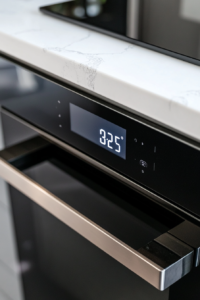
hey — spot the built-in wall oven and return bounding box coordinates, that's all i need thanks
[0,56,200,300]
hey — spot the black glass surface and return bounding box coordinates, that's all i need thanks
[8,137,171,300]
[2,75,200,219]
[40,0,200,64]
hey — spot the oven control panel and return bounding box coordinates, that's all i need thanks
[3,82,200,217]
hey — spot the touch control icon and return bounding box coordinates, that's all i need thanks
[140,160,148,168]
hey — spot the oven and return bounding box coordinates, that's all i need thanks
[0,56,200,300]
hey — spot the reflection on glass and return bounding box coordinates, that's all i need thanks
[73,6,85,18]
[48,0,107,19]
[86,2,102,17]
[0,57,40,100]
[42,0,200,61]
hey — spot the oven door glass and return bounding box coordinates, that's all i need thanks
[0,114,195,299]
[9,151,169,300]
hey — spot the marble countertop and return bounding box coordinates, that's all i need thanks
[1,0,200,141]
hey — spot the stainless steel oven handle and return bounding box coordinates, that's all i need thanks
[0,138,199,291]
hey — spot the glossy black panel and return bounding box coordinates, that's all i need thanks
[10,185,169,300]
[2,79,200,218]
[8,132,170,300]
[40,0,200,64]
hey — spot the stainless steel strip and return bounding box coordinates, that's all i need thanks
[2,108,200,224]
[126,0,140,39]
[0,158,165,290]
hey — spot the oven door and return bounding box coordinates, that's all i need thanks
[0,112,200,300]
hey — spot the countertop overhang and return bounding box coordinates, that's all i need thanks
[1,0,200,141]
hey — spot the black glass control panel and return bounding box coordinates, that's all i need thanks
[2,82,200,217]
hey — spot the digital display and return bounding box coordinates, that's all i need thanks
[70,104,126,159]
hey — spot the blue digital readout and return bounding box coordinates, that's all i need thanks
[70,104,126,159]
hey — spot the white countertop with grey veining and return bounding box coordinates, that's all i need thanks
[0,0,200,141]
